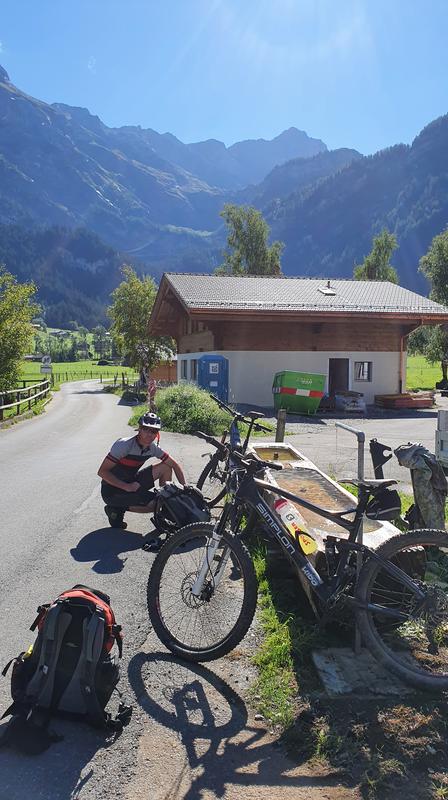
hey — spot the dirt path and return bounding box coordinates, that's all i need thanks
[125,630,358,800]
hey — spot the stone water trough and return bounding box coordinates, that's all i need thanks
[249,441,404,609]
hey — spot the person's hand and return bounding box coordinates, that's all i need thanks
[125,481,141,492]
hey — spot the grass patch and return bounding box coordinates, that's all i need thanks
[20,359,137,385]
[248,541,322,730]
[406,355,442,391]
[248,545,298,728]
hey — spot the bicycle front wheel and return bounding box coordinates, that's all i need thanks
[196,454,227,509]
[356,529,448,690]
[147,523,258,662]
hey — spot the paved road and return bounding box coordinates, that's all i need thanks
[0,383,444,799]
[0,382,206,800]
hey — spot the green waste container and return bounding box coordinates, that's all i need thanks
[272,371,326,415]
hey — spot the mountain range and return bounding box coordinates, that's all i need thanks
[0,62,447,325]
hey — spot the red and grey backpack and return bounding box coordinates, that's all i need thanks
[1,585,132,753]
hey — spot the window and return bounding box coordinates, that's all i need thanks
[354,361,372,381]
[191,359,198,381]
[181,359,188,379]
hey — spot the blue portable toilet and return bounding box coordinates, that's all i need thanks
[197,355,229,402]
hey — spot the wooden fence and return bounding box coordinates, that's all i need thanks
[0,379,51,420]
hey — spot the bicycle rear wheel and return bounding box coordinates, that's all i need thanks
[355,529,448,690]
[147,523,258,662]
[196,454,227,509]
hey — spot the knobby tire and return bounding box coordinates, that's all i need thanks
[147,523,258,662]
[355,528,448,690]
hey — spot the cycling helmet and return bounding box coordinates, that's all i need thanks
[138,412,162,430]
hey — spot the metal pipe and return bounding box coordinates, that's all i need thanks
[335,422,365,480]
[335,421,365,653]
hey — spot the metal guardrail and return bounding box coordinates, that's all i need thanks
[0,380,51,420]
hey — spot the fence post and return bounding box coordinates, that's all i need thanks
[275,408,287,442]
[16,391,21,415]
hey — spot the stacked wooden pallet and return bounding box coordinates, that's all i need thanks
[374,392,435,409]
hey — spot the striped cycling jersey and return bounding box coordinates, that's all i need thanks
[106,435,169,481]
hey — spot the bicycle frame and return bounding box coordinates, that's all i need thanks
[192,469,426,619]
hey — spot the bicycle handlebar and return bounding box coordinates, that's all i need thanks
[193,430,228,456]
[253,422,271,433]
[209,394,269,430]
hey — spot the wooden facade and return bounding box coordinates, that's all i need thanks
[155,289,418,355]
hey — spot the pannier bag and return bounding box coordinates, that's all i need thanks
[153,483,211,532]
[0,585,132,753]
[365,488,401,521]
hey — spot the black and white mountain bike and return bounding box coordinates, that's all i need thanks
[148,429,448,691]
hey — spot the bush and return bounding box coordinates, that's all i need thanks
[130,383,231,434]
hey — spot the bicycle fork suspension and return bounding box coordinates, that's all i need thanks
[191,530,230,597]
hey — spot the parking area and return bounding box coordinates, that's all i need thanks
[232,395,448,495]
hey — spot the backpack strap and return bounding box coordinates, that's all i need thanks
[30,604,50,632]
[112,625,123,658]
[78,610,110,727]
[25,605,72,708]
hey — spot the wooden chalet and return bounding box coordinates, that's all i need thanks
[148,273,448,406]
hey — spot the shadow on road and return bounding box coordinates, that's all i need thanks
[0,718,118,800]
[70,527,143,574]
[129,651,345,799]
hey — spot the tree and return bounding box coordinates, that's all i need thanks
[353,229,399,283]
[419,229,448,306]
[108,266,173,370]
[417,229,448,384]
[422,325,448,384]
[407,326,431,356]
[0,267,38,391]
[92,325,110,359]
[216,204,284,276]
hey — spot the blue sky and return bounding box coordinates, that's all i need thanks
[1,0,447,155]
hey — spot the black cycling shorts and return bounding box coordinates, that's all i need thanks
[101,465,156,508]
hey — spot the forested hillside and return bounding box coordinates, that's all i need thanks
[0,225,129,328]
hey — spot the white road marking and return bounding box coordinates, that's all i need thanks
[74,482,101,514]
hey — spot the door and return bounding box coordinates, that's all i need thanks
[197,356,229,402]
[328,358,349,395]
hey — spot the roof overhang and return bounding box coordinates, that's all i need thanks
[148,276,448,335]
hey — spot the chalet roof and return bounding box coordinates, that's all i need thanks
[163,273,448,316]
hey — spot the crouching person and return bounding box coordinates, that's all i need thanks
[98,412,186,530]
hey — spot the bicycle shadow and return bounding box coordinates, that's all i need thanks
[129,651,348,799]
[70,527,144,574]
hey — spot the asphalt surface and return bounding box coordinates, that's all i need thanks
[0,382,207,800]
[0,382,445,799]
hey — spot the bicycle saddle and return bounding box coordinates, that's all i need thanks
[345,478,397,492]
